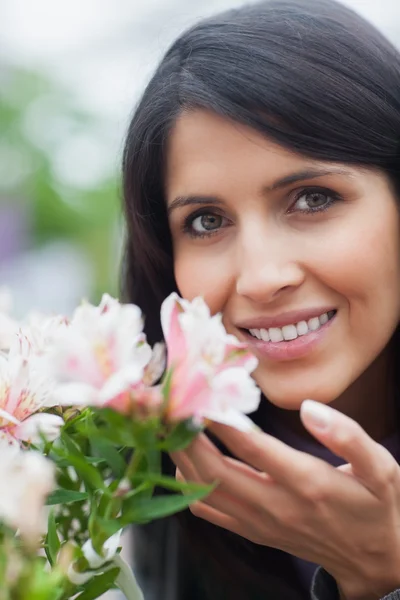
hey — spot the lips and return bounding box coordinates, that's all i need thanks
[235,308,338,361]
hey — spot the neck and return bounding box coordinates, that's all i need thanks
[267,344,397,444]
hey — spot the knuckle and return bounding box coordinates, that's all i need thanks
[374,454,398,487]
[301,473,330,503]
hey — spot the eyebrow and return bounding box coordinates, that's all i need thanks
[167,167,353,214]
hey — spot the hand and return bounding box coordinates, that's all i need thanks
[170,400,400,600]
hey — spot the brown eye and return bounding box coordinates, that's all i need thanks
[191,213,223,233]
[291,188,340,214]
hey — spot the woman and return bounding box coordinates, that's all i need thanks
[121,0,400,598]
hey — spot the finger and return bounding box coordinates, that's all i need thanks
[300,400,398,494]
[177,464,257,523]
[171,451,202,484]
[182,434,276,504]
[208,421,331,493]
[185,500,256,541]
[172,433,272,484]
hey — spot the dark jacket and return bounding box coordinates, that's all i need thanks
[133,518,400,600]
[311,569,400,600]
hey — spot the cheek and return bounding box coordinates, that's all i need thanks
[316,209,400,323]
[174,247,234,314]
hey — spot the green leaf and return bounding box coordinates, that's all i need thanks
[46,489,89,505]
[74,567,120,600]
[55,433,107,491]
[45,511,60,566]
[161,367,173,408]
[120,488,213,525]
[160,420,199,452]
[145,448,161,474]
[90,438,126,478]
[133,473,211,494]
[94,518,122,539]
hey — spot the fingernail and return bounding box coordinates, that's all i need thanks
[301,400,332,431]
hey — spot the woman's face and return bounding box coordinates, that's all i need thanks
[165,109,400,410]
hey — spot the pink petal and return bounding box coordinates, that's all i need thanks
[161,295,187,367]
[166,367,211,422]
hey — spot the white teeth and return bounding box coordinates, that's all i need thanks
[247,310,335,343]
[269,327,284,342]
[319,312,329,325]
[282,324,297,340]
[308,317,321,331]
[296,321,308,336]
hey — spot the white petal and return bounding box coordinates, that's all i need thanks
[204,408,258,432]
[98,367,143,405]
[103,530,122,560]
[52,382,98,407]
[82,530,121,569]
[16,413,64,443]
[0,448,55,541]
[0,408,20,426]
[160,292,181,339]
[67,564,94,585]
[212,368,261,414]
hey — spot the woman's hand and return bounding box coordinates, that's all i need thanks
[170,400,400,600]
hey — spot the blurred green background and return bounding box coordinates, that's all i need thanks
[0,65,120,317]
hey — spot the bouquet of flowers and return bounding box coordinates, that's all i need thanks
[0,288,260,600]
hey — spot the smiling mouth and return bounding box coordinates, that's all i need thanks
[242,310,337,343]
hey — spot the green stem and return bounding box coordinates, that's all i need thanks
[112,554,144,600]
[124,450,143,482]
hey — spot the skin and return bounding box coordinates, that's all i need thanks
[165,109,400,599]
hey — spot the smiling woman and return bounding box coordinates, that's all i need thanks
[121,0,400,599]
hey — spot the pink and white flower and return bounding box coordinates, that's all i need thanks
[161,293,260,431]
[48,295,155,411]
[0,342,64,444]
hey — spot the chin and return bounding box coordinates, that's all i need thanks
[256,376,340,411]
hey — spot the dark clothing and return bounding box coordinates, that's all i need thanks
[133,423,400,599]
[311,569,400,600]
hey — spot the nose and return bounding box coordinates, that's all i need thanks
[235,227,305,303]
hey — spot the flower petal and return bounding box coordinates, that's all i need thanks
[15,413,64,443]
[160,293,187,365]
[52,382,98,407]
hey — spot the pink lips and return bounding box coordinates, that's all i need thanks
[241,311,337,362]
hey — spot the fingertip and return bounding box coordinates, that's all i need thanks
[300,399,334,433]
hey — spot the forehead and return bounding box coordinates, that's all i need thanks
[165,109,334,192]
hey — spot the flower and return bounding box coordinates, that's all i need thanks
[17,312,69,359]
[0,342,64,444]
[0,440,55,544]
[161,293,261,431]
[48,295,154,411]
[68,531,122,585]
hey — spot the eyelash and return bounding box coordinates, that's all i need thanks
[182,186,343,239]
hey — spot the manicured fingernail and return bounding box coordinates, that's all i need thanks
[301,400,332,431]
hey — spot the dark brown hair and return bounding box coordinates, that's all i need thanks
[121,0,400,597]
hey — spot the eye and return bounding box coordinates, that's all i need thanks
[192,213,223,232]
[183,211,228,238]
[290,188,341,214]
